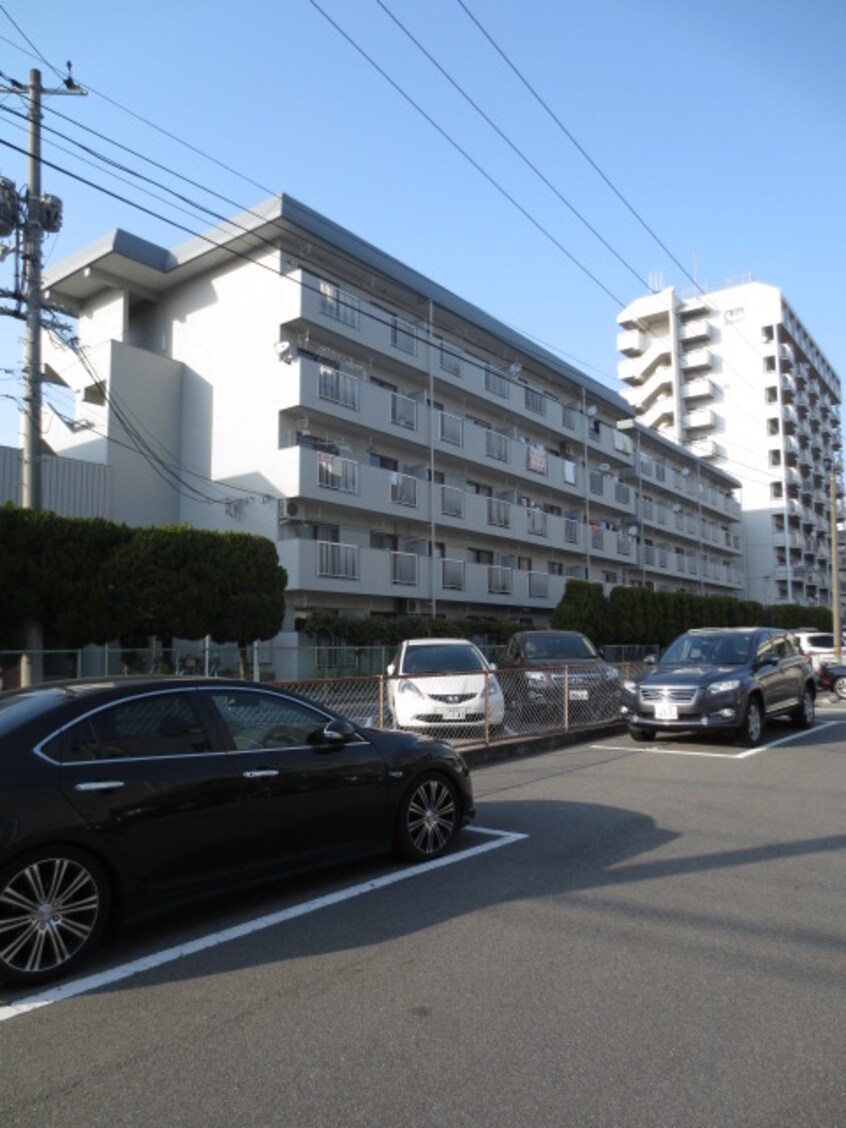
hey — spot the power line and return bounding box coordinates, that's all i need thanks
[306,0,626,307]
[372,0,650,292]
[454,0,700,294]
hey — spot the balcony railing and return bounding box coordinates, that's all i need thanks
[391,393,418,430]
[317,541,359,579]
[390,473,418,507]
[318,365,360,410]
[442,558,465,590]
[488,565,513,594]
[318,453,359,494]
[391,551,418,585]
[441,485,464,517]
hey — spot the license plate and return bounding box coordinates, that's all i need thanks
[443,709,466,721]
[569,689,589,701]
[654,702,678,720]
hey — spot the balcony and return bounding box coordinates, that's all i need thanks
[680,348,712,373]
[682,376,715,402]
[683,408,716,432]
[678,317,710,344]
[617,327,647,356]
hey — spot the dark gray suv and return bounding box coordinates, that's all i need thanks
[621,627,816,746]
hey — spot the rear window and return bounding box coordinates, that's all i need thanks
[0,688,71,736]
[402,644,485,674]
[523,634,598,660]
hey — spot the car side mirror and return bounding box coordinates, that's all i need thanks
[644,654,656,666]
[488,661,497,671]
[320,718,357,746]
[386,663,396,676]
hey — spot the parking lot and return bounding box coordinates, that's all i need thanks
[2,699,845,1126]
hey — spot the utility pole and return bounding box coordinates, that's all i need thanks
[1,66,85,684]
[831,469,841,662]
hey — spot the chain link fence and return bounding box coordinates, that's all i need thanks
[0,645,646,746]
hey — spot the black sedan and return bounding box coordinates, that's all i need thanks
[0,678,474,987]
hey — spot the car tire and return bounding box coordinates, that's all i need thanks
[0,847,111,987]
[395,773,461,862]
[737,697,764,747]
[791,687,815,728]
[833,677,846,701]
[628,726,655,742]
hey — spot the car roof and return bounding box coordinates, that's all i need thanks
[402,638,479,647]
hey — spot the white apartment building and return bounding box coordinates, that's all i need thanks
[617,281,842,608]
[24,195,742,644]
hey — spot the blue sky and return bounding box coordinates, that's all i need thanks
[1,0,844,450]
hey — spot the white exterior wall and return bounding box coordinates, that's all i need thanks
[34,198,745,640]
[618,281,842,608]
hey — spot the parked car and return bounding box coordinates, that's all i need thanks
[790,629,843,673]
[621,627,815,746]
[498,629,622,723]
[816,662,846,699]
[386,639,504,731]
[0,677,474,987]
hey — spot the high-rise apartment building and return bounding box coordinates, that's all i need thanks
[617,281,842,608]
[14,196,743,654]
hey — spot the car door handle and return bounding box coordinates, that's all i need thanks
[75,781,125,792]
[243,769,279,779]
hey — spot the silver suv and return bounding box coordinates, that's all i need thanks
[791,629,842,673]
[621,627,816,746]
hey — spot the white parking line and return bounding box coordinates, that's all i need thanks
[595,720,841,759]
[0,826,526,1024]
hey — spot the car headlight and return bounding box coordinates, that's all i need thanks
[622,679,638,694]
[488,677,503,696]
[526,670,551,684]
[604,667,621,681]
[706,679,741,695]
[397,679,425,698]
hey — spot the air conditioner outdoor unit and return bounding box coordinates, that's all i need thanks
[277,498,302,524]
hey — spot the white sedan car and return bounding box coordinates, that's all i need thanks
[387,638,505,731]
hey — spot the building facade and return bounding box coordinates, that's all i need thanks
[30,196,743,643]
[617,281,842,608]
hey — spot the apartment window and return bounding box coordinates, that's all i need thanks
[548,561,564,576]
[467,480,493,498]
[370,453,398,472]
[371,375,397,392]
[373,533,401,555]
[391,316,417,355]
[469,548,494,565]
[319,280,359,329]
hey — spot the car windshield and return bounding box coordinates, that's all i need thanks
[401,644,485,674]
[661,633,753,666]
[523,634,597,660]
